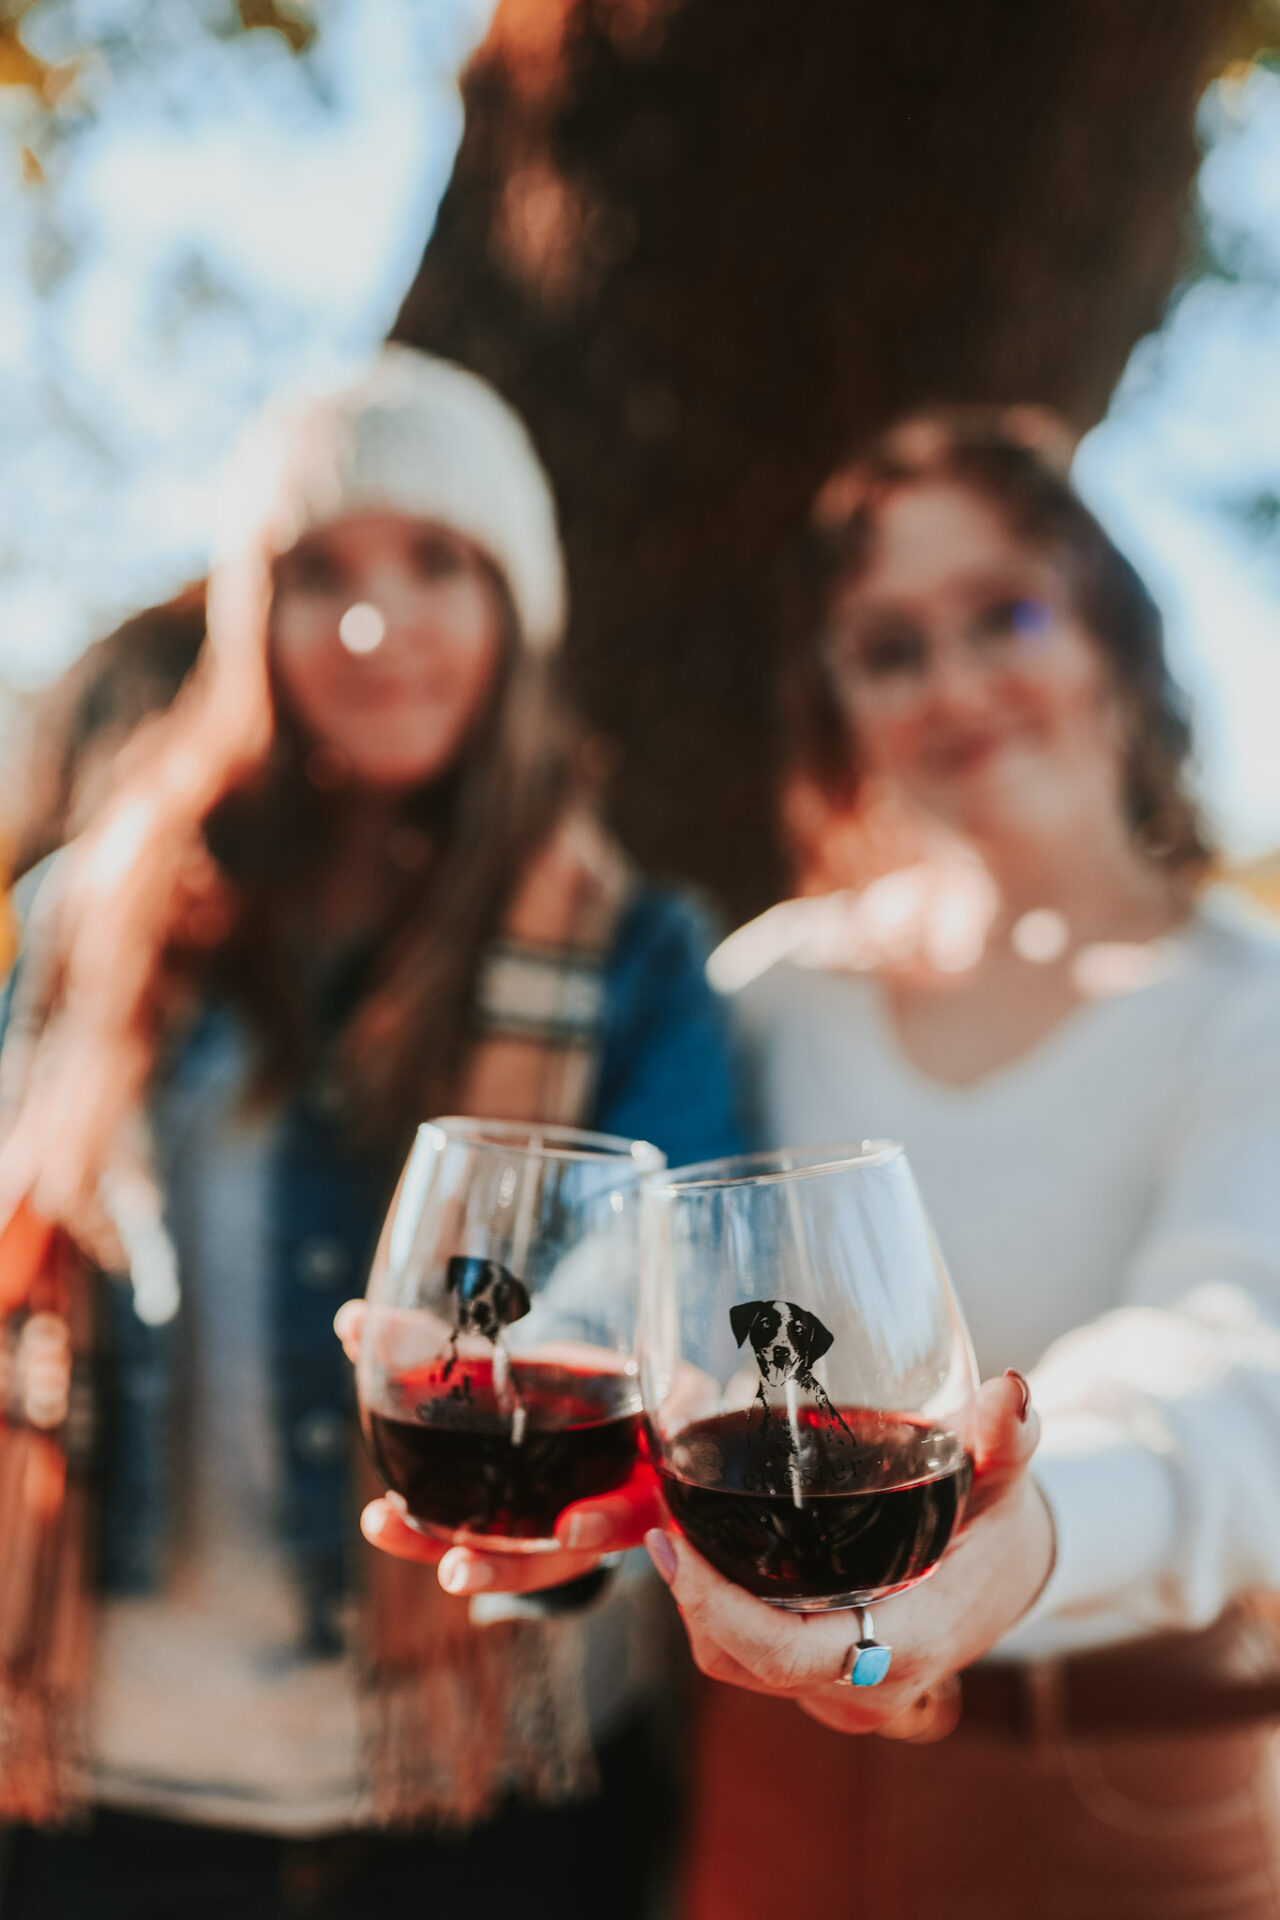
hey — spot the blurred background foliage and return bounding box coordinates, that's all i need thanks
[1220,0,1280,70]
[0,0,484,671]
[1,0,1278,915]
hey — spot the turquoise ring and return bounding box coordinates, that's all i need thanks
[843,1606,892,1687]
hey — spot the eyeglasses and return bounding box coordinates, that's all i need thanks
[821,592,1060,714]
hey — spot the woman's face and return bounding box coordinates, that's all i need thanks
[824,482,1127,843]
[271,512,506,792]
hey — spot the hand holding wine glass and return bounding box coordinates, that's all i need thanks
[644,1368,1055,1736]
[638,1141,1055,1725]
[347,1118,664,1607]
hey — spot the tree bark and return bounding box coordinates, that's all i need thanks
[394,0,1240,921]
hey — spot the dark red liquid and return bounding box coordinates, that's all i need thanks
[362,1355,642,1541]
[657,1406,971,1603]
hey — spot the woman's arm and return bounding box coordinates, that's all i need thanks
[1006,960,1280,1658]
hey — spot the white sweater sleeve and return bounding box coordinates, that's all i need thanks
[1001,966,1280,1660]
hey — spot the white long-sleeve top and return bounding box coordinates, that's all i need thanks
[725,888,1280,1660]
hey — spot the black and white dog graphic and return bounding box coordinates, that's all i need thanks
[730,1299,855,1476]
[442,1256,530,1388]
[730,1298,834,1392]
[446,1256,531,1343]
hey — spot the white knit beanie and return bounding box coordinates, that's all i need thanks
[213,347,567,654]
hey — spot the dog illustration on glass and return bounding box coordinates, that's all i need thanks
[730,1299,856,1490]
[442,1255,531,1395]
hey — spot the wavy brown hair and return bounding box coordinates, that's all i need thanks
[206,571,577,1135]
[0,547,576,1241]
[10,584,208,882]
[786,406,1212,884]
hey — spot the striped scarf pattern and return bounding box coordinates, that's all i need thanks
[0,809,634,1829]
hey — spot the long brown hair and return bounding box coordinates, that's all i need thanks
[0,537,576,1243]
[9,585,207,882]
[210,577,576,1134]
[786,406,1212,885]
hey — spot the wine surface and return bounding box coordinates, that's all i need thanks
[363,1355,642,1541]
[657,1405,971,1603]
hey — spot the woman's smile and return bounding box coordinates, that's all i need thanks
[271,512,505,791]
[831,482,1121,842]
[919,723,1021,780]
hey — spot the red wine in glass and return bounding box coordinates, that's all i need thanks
[656,1406,972,1605]
[363,1352,643,1545]
[356,1119,663,1555]
[639,1144,979,1614]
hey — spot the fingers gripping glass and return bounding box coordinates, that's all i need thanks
[357,1118,665,1553]
[639,1143,978,1643]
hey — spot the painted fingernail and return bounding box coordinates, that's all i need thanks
[385,1492,408,1515]
[562,1510,611,1551]
[1005,1369,1031,1422]
[361,1502,386,1539]
[439,1550,492,1595]
[645,1529,678,1586]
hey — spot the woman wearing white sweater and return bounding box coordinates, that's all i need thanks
[645,411,1280,1920]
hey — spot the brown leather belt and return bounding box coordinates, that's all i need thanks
[960,1652,1280,1741]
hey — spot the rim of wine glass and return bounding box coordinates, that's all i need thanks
[422,1115,666,1170]
[650,1138,903,1193]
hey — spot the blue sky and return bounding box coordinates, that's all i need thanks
[0,0,491,666]
[1,9,1278,857]
[1075,64,1280,859]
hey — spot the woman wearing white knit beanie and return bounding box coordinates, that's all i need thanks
[0,348,742,1917]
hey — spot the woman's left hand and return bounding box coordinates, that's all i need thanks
[643,1371,1055,1736]
[335,1298,662,1599]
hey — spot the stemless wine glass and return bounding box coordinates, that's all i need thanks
[639,1142,978,1612]
[357,1118,665,1552]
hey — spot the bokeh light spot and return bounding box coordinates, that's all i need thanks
[338,602,386,654]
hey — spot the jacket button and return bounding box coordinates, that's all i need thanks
[293,1407,349,1463]
[294,1238,349,1290]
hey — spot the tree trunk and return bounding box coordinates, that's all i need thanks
[393,0,1239,921]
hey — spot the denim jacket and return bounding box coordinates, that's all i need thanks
[4,884,743,1648]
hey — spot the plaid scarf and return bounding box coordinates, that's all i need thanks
[0,808,634,1828]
